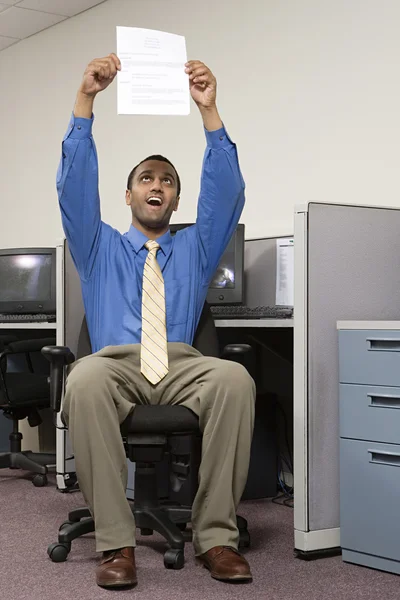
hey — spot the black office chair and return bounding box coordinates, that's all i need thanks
[43,303,253,569]
[0,335,57,486]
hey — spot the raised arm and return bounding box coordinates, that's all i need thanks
[185,61,245,280]
[57,54,121,280]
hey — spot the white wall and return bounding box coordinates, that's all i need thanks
[2,0,400,247]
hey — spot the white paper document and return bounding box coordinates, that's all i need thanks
[276,238,294,307]
[116,26,190,116]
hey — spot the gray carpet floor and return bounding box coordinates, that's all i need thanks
[0,469,397,600]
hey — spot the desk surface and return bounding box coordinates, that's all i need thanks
[337,320,400,330]
[214,318,294,328]
[0,323,57,330]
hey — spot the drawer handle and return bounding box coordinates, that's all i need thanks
[367,394,400,409]
[368,450,400,467]
[367,338,400,352]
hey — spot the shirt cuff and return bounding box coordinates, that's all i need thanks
[63,113,94,141]
[204,125,235,149]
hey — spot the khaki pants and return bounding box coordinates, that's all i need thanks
[62,342,256,555]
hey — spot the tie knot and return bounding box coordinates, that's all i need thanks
[145,240,160,253]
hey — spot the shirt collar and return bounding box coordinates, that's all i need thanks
[125,224,173,256]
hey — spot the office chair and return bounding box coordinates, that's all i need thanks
[43,303,253,569]
[0,335,57,486]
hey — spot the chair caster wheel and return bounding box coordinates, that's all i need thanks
[239,529,251,549]
[58,520,73,532]
[164,548,184,569]
[33,474,48,487]
[48,542,70,562]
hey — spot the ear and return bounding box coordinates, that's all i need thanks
[173,196,180,212]
[125,189,132,206]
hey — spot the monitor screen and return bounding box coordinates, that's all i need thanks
[0,248,56,314]
[208,236,236,290]
[0,254,52,302]
[169,223,244,305]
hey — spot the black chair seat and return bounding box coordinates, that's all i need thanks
[121,405,199,435]
[1,373,49,407]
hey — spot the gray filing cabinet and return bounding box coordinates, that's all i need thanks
[338,321,400,575]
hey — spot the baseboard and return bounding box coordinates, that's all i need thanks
[294,527,341,555]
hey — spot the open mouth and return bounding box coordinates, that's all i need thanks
[146,196,163,207]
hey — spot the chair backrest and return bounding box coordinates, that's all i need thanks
[192,302,219,358]
[75,301,219,361]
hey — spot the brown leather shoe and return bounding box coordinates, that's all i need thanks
[198,546,252,582]
[96,547,137,588]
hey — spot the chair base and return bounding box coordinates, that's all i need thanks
[0,450,55,486]
[50,502,250,567]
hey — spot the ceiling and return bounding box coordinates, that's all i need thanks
[0,0,106,51]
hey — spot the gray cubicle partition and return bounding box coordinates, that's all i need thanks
[294,201,400,556]
[64,244,90,359]
[244,235,293,308]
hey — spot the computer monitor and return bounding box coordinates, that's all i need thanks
[0,248,56,314]
[169,223,245,305]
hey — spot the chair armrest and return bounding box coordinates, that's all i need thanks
[221,343,252,359]
[0,335,18,350]
[6,337,57,354]
[221,343,255,377]
[41,346,76,413]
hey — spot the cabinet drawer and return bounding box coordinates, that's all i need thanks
[339,330,400,386]
[340,438,400,561]
[340,384,400,444]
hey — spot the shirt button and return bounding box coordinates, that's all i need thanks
[219,136,224,141]
[77,125,81,130]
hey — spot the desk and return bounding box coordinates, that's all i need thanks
[0,323,57,330]
[213,316,294,500]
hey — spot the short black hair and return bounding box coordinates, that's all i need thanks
[127,155,181,196]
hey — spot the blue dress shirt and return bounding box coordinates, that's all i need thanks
[57,114,245,353]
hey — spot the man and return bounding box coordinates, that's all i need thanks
[57,52,255,589]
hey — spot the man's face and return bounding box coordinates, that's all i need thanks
[125,159,180,231]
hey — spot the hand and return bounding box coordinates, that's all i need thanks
[185,60,217,109]
[78,53,121,97]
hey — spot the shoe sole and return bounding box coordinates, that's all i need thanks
[210,572,253,582]
[97,579,138,588]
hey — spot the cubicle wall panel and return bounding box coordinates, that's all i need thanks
[244,237,280,307]
[307,203,400,531]
[65,243,91,358]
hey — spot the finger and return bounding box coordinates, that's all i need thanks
[96,58,115,79]
[97,66,107,80]
[109,52,122,71]
[105,58,117,79]
[90,60,108,76]
[192,74,211,84]
[101,64,111,79]
[186,59,204,68]
[189,67,208,80]
[185,60,205,73]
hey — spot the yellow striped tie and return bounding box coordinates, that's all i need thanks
[140,240,169,385]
